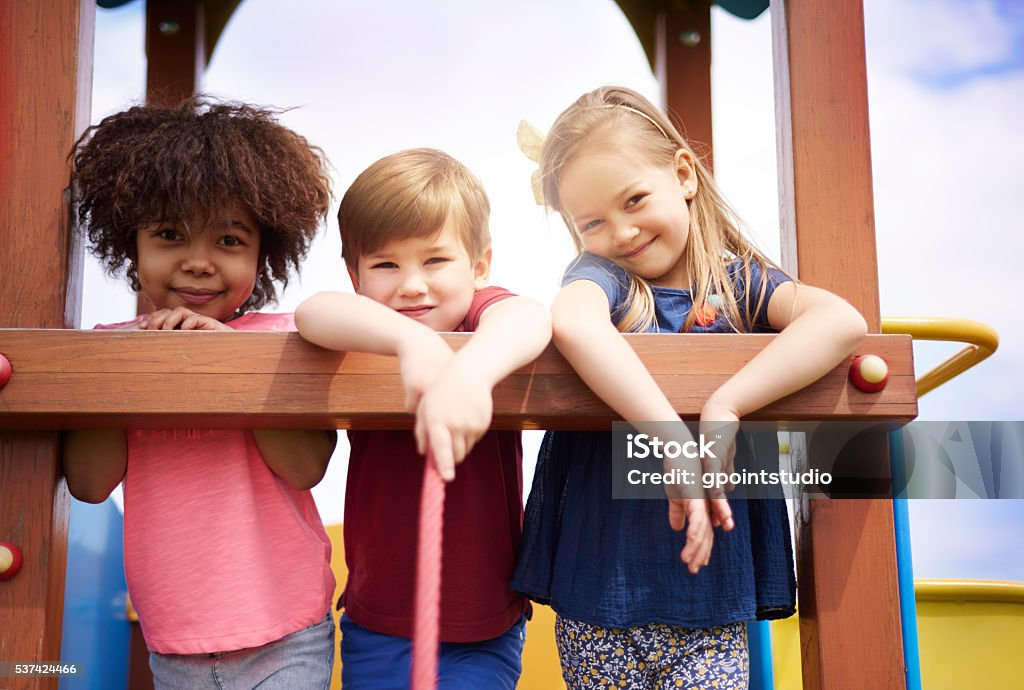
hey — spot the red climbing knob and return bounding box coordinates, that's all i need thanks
[0,541,24,581]
[0,353,11,389]
[849,354,889,393]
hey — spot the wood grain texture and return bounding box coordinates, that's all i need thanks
[0,433,69,690]
[145,0,205,108]
[772,0,906,687]
[772,0,881,328]
[656,1,714,166]
[0,1,92,686]
[0,331,916,429]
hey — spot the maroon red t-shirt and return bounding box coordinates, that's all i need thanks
[341,286,528,642]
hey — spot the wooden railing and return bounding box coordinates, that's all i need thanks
[0,331,917,430]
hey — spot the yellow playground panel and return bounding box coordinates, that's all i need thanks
[326,524,1023,690]
[769,580,1024,690]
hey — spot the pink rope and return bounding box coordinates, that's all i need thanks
[411,456,445,690]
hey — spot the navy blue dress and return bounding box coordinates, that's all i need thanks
[512,253,797,629]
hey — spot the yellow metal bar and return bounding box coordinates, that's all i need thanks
[914,579,1024,605]
[882,317,998,397]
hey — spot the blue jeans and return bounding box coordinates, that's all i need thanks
[339,613,526,690]
[149,613,335,690]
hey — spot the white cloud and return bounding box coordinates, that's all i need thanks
[865,0,1020,80]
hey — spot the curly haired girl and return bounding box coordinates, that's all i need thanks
[63,98,338,690]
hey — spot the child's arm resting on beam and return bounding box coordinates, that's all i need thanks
[414,296,552,481]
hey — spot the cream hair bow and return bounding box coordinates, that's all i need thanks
[516,120,545,206]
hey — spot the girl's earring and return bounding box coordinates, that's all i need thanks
[127,261,141,292]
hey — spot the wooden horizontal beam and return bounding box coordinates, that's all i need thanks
[0,330,916,430]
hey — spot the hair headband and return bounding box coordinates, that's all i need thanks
[592,104,671,140]
[514,104,673,205]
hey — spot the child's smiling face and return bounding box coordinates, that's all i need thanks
[135,203,262,322]
[350,217,491,332]
[558,143,697,290]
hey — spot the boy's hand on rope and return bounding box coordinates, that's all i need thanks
[139,307,232,331]
[668,498,714,574]
[414,364,493,482]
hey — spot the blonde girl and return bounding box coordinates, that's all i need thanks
[512,86,867,689]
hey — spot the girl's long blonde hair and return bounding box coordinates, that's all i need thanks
[540,86,787,333]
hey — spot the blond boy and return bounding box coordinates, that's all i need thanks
[296,149,550,689]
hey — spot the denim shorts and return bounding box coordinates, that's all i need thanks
[148,613,335,690]
[339,613,526,690]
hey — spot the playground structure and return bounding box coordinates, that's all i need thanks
[0,1,1014,689]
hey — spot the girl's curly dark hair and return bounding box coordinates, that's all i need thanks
[71,97,332,313]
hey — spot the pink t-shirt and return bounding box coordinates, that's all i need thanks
[98,313,335,654]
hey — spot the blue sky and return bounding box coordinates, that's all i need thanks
[84,0,1023,581]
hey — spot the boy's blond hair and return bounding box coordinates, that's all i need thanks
[339,148,491,269]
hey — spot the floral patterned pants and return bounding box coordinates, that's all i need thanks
[554,615,749,689]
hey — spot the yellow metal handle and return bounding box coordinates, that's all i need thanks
[915,579,1024,604]
[881,317,999,397]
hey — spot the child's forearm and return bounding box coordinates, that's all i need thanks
[61,429,128,503]
[410,297,549,479]
[295,291,441,356]
[552,282,709,506]
[253,429,338,490]
[707,287,867,418]
[552,282,679,422]
[450,297,552,388]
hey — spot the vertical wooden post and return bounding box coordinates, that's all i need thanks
[770,1,905,688]
[136,0,206,316]
[0,1,93,686]
[656,0,714,167]
[145,0,206,107]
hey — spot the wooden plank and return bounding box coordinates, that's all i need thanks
[0,331,916,429]
[0,331,913,376]
[0,434,69,676]
[145,0,205,108]
[772,0,881,318]
[0,0,93,686]
[656,1,714,165]
[771,0,906,688]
